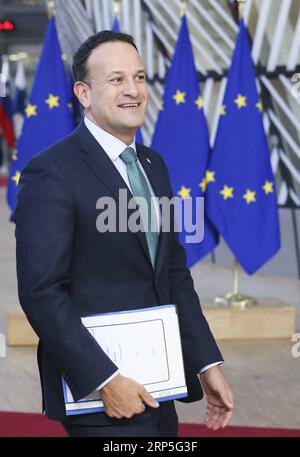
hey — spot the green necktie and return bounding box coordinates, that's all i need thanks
[120,147,159,268]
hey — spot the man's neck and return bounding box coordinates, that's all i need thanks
[85,115,135,145]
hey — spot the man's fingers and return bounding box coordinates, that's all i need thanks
[139,389,160,408]
[205,405,232,430]
[105,408,122,419]
[221,410,233,428]
[136,401,146,414]
[220,390,234,411]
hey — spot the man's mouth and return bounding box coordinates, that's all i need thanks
[118,103,141,109]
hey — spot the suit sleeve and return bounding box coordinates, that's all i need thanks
[158,154,224,372]
[15,154,118,401]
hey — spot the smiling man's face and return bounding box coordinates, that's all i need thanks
[75,40,149,144]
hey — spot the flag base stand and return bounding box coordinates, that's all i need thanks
[214,257,258,309]
[7,296,295,345]
[203,298,295,339]
[214,292,257,309]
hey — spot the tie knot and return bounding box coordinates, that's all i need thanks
[120,147,137,165]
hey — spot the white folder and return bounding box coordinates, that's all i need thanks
[62,304,187,415]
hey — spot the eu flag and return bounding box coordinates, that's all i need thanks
[205,20,280,275]
[151,15,218,267]
[7,17,75,216]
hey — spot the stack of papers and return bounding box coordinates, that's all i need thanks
[62,304,187,415]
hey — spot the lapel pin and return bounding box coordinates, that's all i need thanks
[146,157,151,163]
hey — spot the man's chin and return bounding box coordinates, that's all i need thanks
[119,121,144,131]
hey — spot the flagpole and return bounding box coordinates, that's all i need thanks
[233,257,239,295]
[47,0,56,17]
[214,0,257,309]
[180,0,189,17]
[113,0,121,21]
[237,0,245,20]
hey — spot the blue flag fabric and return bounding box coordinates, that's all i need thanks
[112,16,120,32]
[205,20,280,275]
[7,17,75,216]
[151,15,218,267]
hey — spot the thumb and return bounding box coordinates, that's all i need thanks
[139,389,160,408]
[219,390,234,411]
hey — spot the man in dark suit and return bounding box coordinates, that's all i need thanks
[15,31,233,437]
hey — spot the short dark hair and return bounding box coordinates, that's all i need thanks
[72,30,138,83]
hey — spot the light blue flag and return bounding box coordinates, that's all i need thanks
[13,60,26,116]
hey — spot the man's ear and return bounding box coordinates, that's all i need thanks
[74,81,90,109]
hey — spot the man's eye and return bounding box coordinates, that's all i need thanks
[137,74,146,81]
[111,78,122,83]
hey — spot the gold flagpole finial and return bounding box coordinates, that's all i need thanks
[180,0,189,17]
[47,0,56,18]
[237,0,245,20]
[113,0,121,18]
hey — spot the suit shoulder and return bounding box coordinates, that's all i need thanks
[22,127,80,173]
[32,129,78,164]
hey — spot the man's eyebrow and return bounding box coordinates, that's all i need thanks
[106,69,146,77]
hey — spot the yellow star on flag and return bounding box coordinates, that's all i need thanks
[256,100,263,112]
[173,90,186,105]
[178,186,191,199]
[68,102,73,111]
[12,150,18,161]
[159,100,164,111]
[262,180,274,194]
[45,94,60,109]
[25,104,37,117]
[12,171,21,185]
[195,95,204,110]
[205,170,215,184]
[220,185,234,200]
[199,170,216,193]
[234,94,247,109]
[219,104,226,116]
[199,177,207,193]
[243,189,256,204]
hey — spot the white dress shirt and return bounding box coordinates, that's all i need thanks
[83,116,222,397]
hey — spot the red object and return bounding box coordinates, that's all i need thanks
[0,412,300,437]
[0,20,15,31]
[0,176,8,187]
[179,423,300,437]
[0,99,16,149]
[0,412,67,437]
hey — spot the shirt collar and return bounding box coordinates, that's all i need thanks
[84,116,136,162]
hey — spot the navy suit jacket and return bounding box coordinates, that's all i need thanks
[15,122,223,426]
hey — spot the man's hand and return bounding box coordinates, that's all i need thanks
[200,365,234,430]
[100,374,160,419]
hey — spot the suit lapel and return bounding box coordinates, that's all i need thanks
[74,123,152,266]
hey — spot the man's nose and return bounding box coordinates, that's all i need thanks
[123,78,139,97]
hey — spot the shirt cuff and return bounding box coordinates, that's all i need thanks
[84,369,120,399]
[199,361,223,374]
